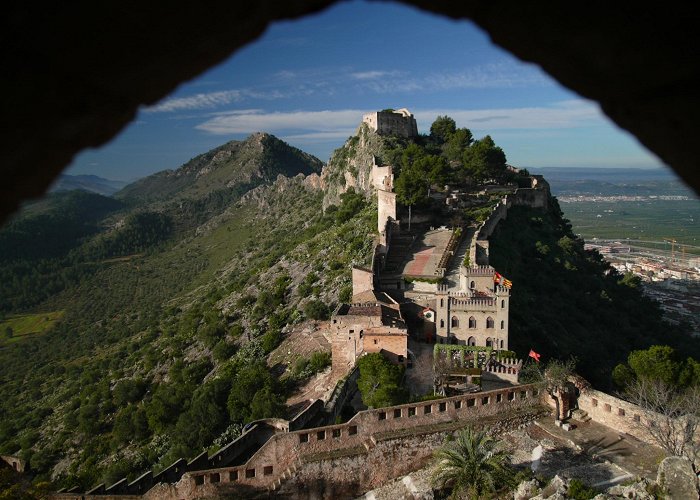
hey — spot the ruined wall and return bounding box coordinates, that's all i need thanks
[377,189,396,233]
[0,455,24,473]
[351,267,374,297]
[371,164,393,191]
[466,178,550,267]
[324,367,359,424]
[362,110,418,138]
[577,389,657,444]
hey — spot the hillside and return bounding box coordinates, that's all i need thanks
[0,119,694,495]
[489,200,699,389]
[0,133,373,490]
[116,132,323,203]
[50,174,129,196]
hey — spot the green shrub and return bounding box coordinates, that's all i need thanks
[567,479,598,500]
[303,300,329,320]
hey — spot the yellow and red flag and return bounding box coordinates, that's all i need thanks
[494,272,512,288]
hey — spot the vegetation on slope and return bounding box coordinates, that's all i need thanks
[0,134,371,491]
[489,201,697,389]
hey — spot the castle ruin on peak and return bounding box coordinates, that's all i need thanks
[362,108,418,138]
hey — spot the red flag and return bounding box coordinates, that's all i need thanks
[528,349,541,363]
[493,272,503,284]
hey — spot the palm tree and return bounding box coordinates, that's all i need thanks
[431,426,515,499]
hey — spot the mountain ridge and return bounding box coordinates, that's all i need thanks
[116,132,323,203]
[50,175,129,196]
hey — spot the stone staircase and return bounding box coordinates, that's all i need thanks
[572,408,591,422]
[269,458,303,492]
[383,233,415,274]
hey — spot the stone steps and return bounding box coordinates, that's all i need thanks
[572,408,591,422]
[269,459,301,492]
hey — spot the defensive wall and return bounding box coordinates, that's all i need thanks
[323,367,359,424]
[52,402,324,499]
[575,388,700,449]
[147,384,542,499]
[468,178,550,266]
[482,357,521,384]
[49,381,686,499]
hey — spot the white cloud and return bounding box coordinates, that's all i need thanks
[195,101,604,138]
[414,100,605,131]
[195,109,365,135]
[351,70,398,80]
[146,90,243,113]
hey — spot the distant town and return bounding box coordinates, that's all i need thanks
[584,240,700,332]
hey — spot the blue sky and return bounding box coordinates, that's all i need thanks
[67,1,664,181]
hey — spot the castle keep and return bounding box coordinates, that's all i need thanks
[362,108,418,138]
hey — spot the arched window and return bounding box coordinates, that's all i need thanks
[501,299,505,308]
[486,317,494,329]
[486,337,492,347]
[470,280,475,289]
[467,336,476,346]
[468,316,476,329]
[451,316,459,328]
[500,320,504,329]
[440,298,444,307]
[440,319,444,328]
[500,340,504,348]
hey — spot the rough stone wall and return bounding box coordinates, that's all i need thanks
[324,367,359,423]
[377,189,396,233]
[363,334,407,363]
[0,455,24,472]
[362,109,418,138]
[280,432,448,499]
[512,187,549,209]
[577,389,657,443]
[351,267,374,297]
[371,164,393,191]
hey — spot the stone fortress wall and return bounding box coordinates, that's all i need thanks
[362,108,418,138]
[469,176,551,266]
[147,385,542,499]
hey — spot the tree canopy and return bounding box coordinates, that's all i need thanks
[357,353,407,408]
[429,115,457,144]
[612,345,700,389]
[461,135,507,183]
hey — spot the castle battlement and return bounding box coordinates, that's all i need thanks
[462,265,495,277]
[450,297,496,309]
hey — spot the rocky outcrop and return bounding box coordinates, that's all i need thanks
[321,123,400,208]
[657,456,699,499]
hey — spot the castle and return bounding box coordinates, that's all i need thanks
[52,110,693,500]
[362,108,418,138]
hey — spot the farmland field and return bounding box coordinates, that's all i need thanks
[560,199,700,255]
[0,310,64,345]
